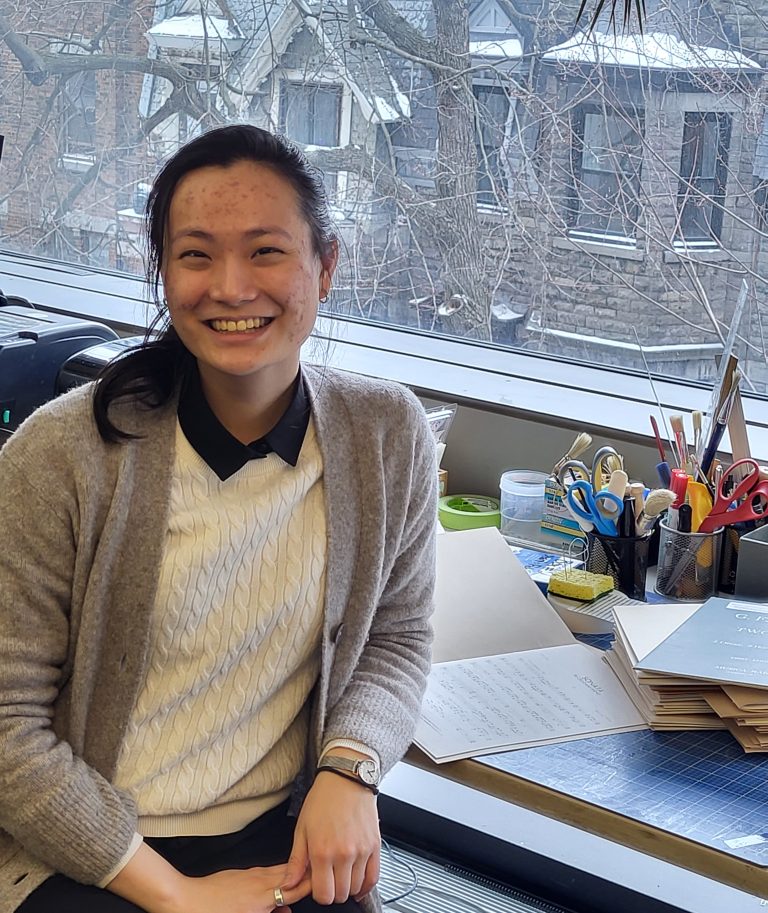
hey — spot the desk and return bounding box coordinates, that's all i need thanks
[403,729,768,903]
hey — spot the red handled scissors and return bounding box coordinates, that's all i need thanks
[698,459,768,532]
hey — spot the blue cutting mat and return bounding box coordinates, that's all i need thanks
[480,729,768,866]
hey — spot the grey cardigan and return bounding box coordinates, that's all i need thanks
[0,364,436,912]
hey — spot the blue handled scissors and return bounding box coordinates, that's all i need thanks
[566,480,623,536]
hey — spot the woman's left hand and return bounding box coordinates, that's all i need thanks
[281,767,380,905]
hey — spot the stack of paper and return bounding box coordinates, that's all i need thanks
[606,603,724,731]
[632,597,768,752]
[413,528,647,763]
[547,588,649,635]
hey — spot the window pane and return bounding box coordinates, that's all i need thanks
[62,71,97,156]
[572,107,643,238]
[474,85,510,205]
[678,114,730,244]
[0,3,765,391]
[281,83,341,147]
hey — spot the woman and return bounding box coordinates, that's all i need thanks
[0,125,436,913]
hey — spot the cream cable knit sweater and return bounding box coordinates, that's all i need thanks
[114,421,326,836]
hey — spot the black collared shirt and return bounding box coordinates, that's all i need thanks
[178,366,311,481]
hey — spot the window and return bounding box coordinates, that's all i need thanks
[279,82,342,149]
[474,84,510,206]
[677,112,732,247]
[569,105,644,242]
[279,82,342,194]
[1,3,767,394]
[60,70,97,163]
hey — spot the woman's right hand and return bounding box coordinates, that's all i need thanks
[169,865,311,913]
[107,842,310,913]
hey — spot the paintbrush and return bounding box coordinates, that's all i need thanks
[670,414,688,472]
[635,488,676,536]
[551,431,592,476]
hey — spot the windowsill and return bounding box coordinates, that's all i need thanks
[1,249,767,460]
[477,203,509,220]
[664,245,733,264]
[554,234,645,261]
[59,153,96,173]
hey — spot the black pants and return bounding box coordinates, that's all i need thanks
[17,802,362,913]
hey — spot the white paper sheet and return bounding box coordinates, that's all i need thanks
[612,602,700,663]
[433,527,575,663]
[413,643,646,762]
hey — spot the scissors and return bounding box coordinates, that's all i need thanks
[557,448,623,493]
[565,480,623,536]
[699,459,768,533]
[556,459,592,491]
[591,446,624,489]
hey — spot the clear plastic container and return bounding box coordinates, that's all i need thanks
[499,470,548,545]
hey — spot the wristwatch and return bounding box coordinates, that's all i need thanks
[317,754,381,794]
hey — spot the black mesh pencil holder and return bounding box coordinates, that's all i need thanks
[586,531,651,601]
[655,520,722,602]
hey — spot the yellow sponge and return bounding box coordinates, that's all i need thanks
[548,569,614,601]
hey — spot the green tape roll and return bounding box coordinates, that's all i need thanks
[438,494,501,530]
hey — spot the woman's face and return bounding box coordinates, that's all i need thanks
[161,160,336,396]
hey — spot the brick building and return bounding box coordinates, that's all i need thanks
[0,1,155,272]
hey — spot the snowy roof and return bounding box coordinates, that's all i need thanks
[147,14,243,47]
[470,38,522,59]
[543,30,761,71]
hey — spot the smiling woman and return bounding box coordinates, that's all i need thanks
[0,125,437,913]
[161,158,338,442]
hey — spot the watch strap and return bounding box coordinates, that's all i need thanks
[317,764,379,795]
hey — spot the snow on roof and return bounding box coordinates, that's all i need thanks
[148,14,241,42]
[470,38,522,59]
[389,73,411,119]
[543,30,761,71]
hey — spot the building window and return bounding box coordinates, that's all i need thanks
[677,112,731,247]
[474,84,510,207]
[279,82,342,193]
[279,82,341,147]
[569,104,644,243]
[60,70,97,162]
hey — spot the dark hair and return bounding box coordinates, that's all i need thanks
[93,124,338,442]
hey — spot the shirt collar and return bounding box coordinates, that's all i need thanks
[178,365,311,481]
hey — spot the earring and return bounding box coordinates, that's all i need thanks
[319,290,330,304]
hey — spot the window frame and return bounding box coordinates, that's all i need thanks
[568,102,645,246]
[676,111,732,247]
[273,74,351,200]
[473,81,511,208]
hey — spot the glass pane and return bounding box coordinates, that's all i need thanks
[678,115,729,242]
[312,88,342,147]
[574,108,642,236]
[474,86,509,204]
[0,3,764,391]
[682,115,718,180]
[582,112,614,173]
[62,72,97,155]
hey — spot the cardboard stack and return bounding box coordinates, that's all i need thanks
[612,597,768,752]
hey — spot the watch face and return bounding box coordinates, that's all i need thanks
[358,759,380,785]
